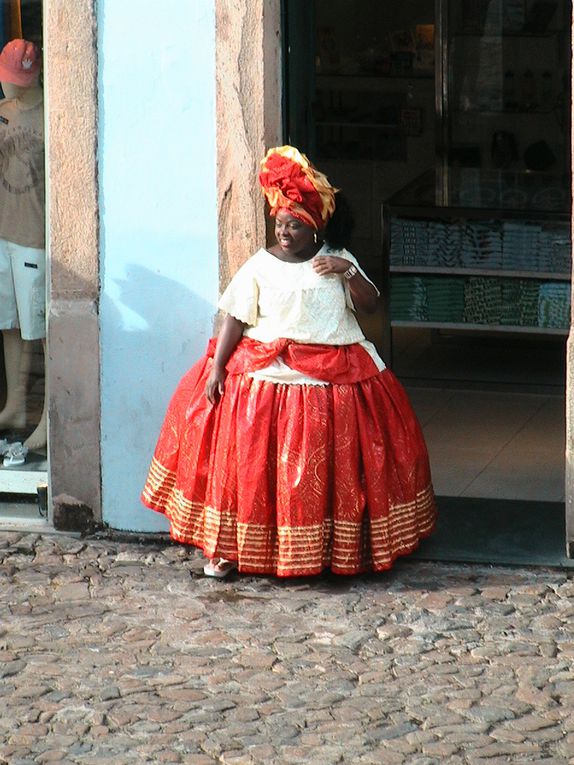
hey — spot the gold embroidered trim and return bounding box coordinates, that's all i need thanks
[143,460,436,573]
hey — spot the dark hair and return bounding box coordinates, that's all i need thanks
[323,192,355,251]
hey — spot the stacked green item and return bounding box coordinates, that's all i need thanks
[500,279,539,327]
[390,276,427,321]
[501,222,540,272]
[538,282,571,329]
[463,277,503,325]
[424,277,465,322]
[427,221,462,267]
[390,219,429,265]
[518,280,540,327]
[500,280,522,326]
[539,225,571,274]
[463,221,503,269]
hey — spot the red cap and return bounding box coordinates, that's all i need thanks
[0,39,41,87]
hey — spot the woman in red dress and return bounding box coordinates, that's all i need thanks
[142,146,436,577]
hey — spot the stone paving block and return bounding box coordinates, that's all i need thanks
[473,741,543,758]
[525,724,569,743]
[0,659,26,678]
[358,748,405,764]
[156,753,183,763]
[422,741,460,757]
[219,754,254,765]
[504,713,559,732]
[53,582,90,601]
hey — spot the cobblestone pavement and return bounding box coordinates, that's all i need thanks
[1,531,573,765]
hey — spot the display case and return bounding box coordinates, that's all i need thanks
[437,0,570,210]
[382,0,571,355]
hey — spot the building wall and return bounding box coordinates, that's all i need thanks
[45,0,101,517]
[98,0,219,530]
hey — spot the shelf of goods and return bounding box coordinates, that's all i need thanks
[388,214,571,335]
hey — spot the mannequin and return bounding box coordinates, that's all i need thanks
[0,40,46,452]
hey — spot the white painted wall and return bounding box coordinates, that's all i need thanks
[98,0,218,530]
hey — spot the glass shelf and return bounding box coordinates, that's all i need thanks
[451,31,560,38]
[317,121,399,129]
[315,73,434,82]
[390,266,570,281]
[454,108,557,116]
[391,320,568,335]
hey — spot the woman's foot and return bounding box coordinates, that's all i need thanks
[203,558,237,578]
[23,410,47,452]
[0,403,26,431]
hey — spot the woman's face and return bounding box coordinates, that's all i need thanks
[274,209,315,257]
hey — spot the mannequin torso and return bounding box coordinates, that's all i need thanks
[0,79,44,250]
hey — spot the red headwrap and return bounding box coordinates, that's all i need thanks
[258,146,337,230]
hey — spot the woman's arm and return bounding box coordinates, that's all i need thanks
[205,314,246,403]
[312,254,379,314]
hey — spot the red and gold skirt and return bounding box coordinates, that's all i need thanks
[142,338,436,577]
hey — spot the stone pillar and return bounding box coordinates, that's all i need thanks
[216,0,283,288]
[44,0,101,522]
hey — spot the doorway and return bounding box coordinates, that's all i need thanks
[283,0,572,564]
[0,0,48,524]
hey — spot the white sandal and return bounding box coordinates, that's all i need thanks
[2,442,28,467]
[203,558,237,578]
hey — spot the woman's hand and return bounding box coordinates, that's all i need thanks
[205,365,227,404]
[206,314,246,404]
[313,254,379,314]
[312,254,352,276]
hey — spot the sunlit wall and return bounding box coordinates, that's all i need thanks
[98,0,218,530]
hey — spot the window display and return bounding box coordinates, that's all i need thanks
[0,0,45,494]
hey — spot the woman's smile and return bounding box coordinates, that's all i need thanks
[273,209,317,259]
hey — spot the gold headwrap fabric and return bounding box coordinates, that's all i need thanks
[258,145,337,230]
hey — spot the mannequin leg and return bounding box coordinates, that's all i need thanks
[23,339,46,451]
[0,329,30,430]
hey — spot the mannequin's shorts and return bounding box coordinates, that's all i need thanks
[0,238,46,340]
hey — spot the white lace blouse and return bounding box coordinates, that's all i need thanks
[218,245,385,384]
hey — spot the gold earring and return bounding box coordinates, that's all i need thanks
[313,231,318,244]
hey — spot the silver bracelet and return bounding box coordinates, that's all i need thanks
[343,264,358,280]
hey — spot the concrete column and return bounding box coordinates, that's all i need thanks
[216,0,283,287]
[44,0,101,521]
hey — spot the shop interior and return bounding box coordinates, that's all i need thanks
[284,0,572,564]
[0,0,46,521]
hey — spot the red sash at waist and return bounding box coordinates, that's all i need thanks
[206,336,380,384]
